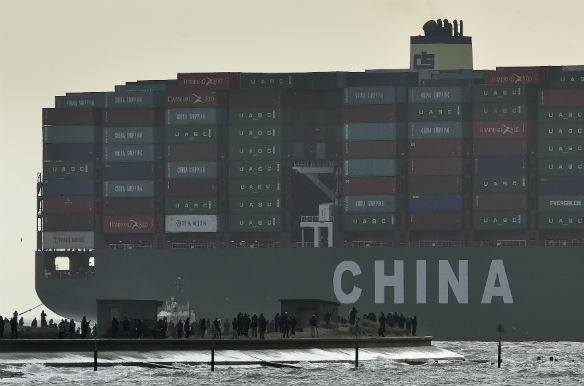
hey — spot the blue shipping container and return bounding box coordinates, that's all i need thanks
[43,179,93,196]
[409,194,462,212]
[539,177,584,194]
[473,157,526,175]
[102,162,155,180]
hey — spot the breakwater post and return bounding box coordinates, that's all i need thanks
[93,340,98,371]
[211,341,215,372]
[496,323,504,368]
[355,344,359,368]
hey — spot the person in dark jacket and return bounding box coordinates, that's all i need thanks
[0,315,4,338]
[274,313,280,333]
[10,315,18,339]
[281,312,289,338]
[81,316,89,339]
[258,313,267,339]
[231,318,238,339]
[199,318,206,338]
[412,316,418,336]
[184,317,191,338]
[69,319,76,338]
[111,317,119,338]
[289,314,297,337]
[378,312,386,337]
[251,314,258,337]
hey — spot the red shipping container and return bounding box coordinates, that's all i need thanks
[102,215,155,233]
[43,196,94,214]
[473,193,527,211]
[539,89,584,107]
[43,214,94,231]
[342,176,396,195]
[165,89,227,108]
[408,212,462,231]
[484,69,549,85]
[42,108,99,125]
[177,72,240,90]
[103,108,164,127]
[340,105,402,123]
[408,158,462,175]
[472,120,532,139]
[408,140,462,157]
[103,198,155,216]
[342,141,397,158]
[166,143,218,161]
[473,139,527,157]
[293,90,339,108]
[408,175,462,194]
[166,179,218,197]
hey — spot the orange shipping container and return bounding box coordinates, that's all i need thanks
[484,69,549,85]
[342,176,396,195]
[408,140,462,157]
[166,143,218,161]
[177,72,240,90]
[43,196,94,214]
[539,89,584,107]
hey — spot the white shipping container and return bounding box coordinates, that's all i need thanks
[165,215,217,233]
[43,231,94,249]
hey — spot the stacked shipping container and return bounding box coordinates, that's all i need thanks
[471,84,536,230]
[407,87,470,230]
[538,73,584,229]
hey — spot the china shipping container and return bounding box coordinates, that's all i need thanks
[539,177,584,194]
[408,212,462,230]
[343,86,407,104]
[165,126,219,143]
[228,214,282,232]
[539,89,584,107]
[228,160,282,178]
[44,143,95,161]
[342,176,396,195]
[472,175,527,193]
[339,122,406,141]
[166,89,227,108]
[407,121,471,139]
[408,140,462,157]
[102,198,156,215]
[228,197,282,214]
[167,108,227,125]
[537,123,584,139]
[104,91,165,109]
[342,140,397,158]
[102,162,155,180]
[55,92,107,108]
[165,197,218,214]
[538,214,584,229]
[472,85,537,102]
[103,109,164,127]
[166,179,218,197]
[343,195,396,213]
[103,180,155,198]
[43,108,100,125]
[43,214,94,231]
[43,161,93,179]
[472,193,528,211]
[538,158,584,176]
[340,105,402,123]
[537,140,584,158]
[408,87,471,103]
[343,159,397,177]
[473,157,526,175]
[103,144,156,163]
[167,161,217,179]
[538,107,584,123]
[102,215,155,233]
[43,196,94,214]
[408,175,462,194]
[43,179,93,196]
[229,89,292,106]
[166,144,218,161]
[342,213,397,231]
[408,194,462,212]
[473,139,528,157]
[538,195,584,212]
[472,120,532,139]
[177,72,240,90]
[103,127,157,144]
[43,125,96,143]
[483,69,549,85]
[408,158,463,175]
[472,212,527,229]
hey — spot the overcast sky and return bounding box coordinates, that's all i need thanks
[1,0,583,322]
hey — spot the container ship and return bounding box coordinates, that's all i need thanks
[36,22,584,340]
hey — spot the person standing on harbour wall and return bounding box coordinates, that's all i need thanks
[0,315,4,338]
[10,313,18,339]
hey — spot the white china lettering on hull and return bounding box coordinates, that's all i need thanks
[333,259,514,305]
[481,259,514,304]
[439,260,468,304]
[333,261,362,303]
[374,260,404,304]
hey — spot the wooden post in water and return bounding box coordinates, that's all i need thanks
[355,344,359,368]
[93,340,98,371]
[211,341,215,372]
[496,323,504,368]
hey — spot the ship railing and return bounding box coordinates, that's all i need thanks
[170,242,217,249]
[413,240,463,247]
[296,241,316,248]
[347,240,390,248]
[107,243,153,250]
[544,239,584,247]
[225,241,281,248]
[479,240,527,247]
[293,160,336,168]
[300,215,334,223]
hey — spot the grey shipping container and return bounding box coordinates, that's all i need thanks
[408,212,462,230]
[228,178,282,196]
[340,105,402,123]
[473,175,527,193]
[43,108,99,125]
[473,157,526,175]
[343,195,396,213]
[43,179,93,196]
[43,125,96,143]
[342,141,397,159]
[538,107,584,123]
[43,161,93,179]
[472,212,527,229]
[409,194,462,212]
[165,126,219,143]
[472,102,533,120]
[537,123,584,140]
[473,139,528,157]
[103,180,155,198]
[472,85,536,102]
[166,179,218,197]
[473,193,528,211]
[166,108,227,125]
[342,213,396,231]
[55,92,106,108]
[44,143,94,161]
[343,86,406,104]
[229,89,292,106]
[103,109,164,127]
[102,162,155,180]
[229,160,282,178]
[228,196,282,214]
[538,214,584,229]
[408,103,469,122]
[408,175,462,194]
[343,159,397,177]
[240,73,302,89]
[165,197,217,214]
[167,162,217,179]
[407,121,471,139]
[537,140,584,158]
[408,87,471,103]
[538,158,584,176]
[103,127,156,144]
[539,177,584,194]
[549,71,584,88]
[339,122,406,141]
[538,195,584,212]
[229,107,291,124]
[229,143,282,160]
[408,158,463,175]
[105,91,165,109]
[228,214,282,232]
[103,144,155,162]
[228,125,283,142]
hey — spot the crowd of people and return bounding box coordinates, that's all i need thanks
[348,307,418,336]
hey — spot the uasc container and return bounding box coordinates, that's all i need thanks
[538,214,584,229]
[538,107,584,123]
[538,158,584,176]
[43,161,93,179]
[228,144,282,160]
[228,125,283,142]
[472,85,536,102]
[473,175,527,193]
[229,160,282,178]
[537,140,584,158]
[228,178,282,196]
[165,197,217,215]
[472,102,532,120]
[408,103,468,122]
[342,213,396,231]
[228,197,282,214]
[537,123,584,139]
[165,126,218,143]
[472,212,527,229]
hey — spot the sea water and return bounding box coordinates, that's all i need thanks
[1,341,583,385]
